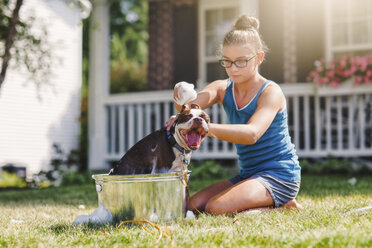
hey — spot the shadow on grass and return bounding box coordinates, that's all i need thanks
[49,221,144,235]
[50,224,76,234]
[50,223,113,235]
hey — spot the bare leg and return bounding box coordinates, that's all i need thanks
[243,199,303,214]
[188,180,233,212]
[205,178,274,215]
[189,178,302,215]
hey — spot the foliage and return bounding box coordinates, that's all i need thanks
[110,33,147,93]
[0,175,371,247]
[60,171,93,186]
[190,160,231,180]
[109,0,148,63]
[0,0,52,89]
[79,9,91,172]
[50,143,80,171]
[79,71,88,172]
[31,170,93,189]
[300,157,372,175]
[307,55,372,88]
[109,0,148,93]
[0,171,27,188]
[31,144,92,188]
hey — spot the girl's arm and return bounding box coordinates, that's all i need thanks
[174,80,228,112]
[208,84,285,145]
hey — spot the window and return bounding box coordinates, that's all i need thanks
[326,0,372,59]
[198,0,239,87]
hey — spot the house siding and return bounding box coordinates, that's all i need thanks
[0,0,82,177]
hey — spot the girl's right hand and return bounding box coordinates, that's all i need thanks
[165,114,178,131]
[173,81,197,105]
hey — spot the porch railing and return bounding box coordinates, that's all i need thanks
[99,83,372,167]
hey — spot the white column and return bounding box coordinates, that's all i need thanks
[88,0,110,171]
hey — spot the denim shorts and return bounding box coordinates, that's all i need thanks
[229,174,300,208]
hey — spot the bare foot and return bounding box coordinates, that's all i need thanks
[241,200,303,215]
[280,199,303,210]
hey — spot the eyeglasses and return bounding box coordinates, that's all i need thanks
[219,54,257,68]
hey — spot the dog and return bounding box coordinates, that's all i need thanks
[109,104,210,175]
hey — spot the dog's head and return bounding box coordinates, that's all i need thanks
[172,103,210,151]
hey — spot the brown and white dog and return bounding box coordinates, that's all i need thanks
[109,104,210,175]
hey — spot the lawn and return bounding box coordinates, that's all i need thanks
[0,175,371,247]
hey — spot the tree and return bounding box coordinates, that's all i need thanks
[0,0,23,88]
[0,0,51,91]
[108,0,148,93]
[81,0,148,95]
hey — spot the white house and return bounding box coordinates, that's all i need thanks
[0,0,90,178]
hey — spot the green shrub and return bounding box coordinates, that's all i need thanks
[0,171,27,188]
[300,157,372,175]
[190,160,230,180]
[61,172,93,186]
[30,143,93,188]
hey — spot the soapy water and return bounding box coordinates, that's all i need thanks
[185,210,195,219]
[73,203,113,226]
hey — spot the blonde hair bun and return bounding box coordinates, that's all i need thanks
[222,14,268,54]
[233,14,259,31]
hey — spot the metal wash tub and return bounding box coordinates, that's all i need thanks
[92,172,190,223]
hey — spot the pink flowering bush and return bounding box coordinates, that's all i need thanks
[307,54,372,88]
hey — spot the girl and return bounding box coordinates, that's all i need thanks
[167,14,302,214]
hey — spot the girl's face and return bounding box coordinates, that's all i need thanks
[221,44,263,84]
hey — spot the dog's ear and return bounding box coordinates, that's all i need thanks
[190,103,200,109]
[201,112,210,124]
[181,104,190,113]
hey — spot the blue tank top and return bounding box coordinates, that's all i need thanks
[222,79,301,181]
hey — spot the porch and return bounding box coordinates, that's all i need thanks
[88,82,372,170]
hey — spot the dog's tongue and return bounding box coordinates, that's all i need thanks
[187,132,201,149]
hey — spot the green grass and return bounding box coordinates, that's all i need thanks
[0,175,371,247]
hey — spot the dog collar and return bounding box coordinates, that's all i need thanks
[166,130,192,155]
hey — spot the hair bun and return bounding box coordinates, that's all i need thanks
[233,14,259,31]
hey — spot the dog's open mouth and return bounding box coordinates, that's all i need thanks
[180,127,208,150]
